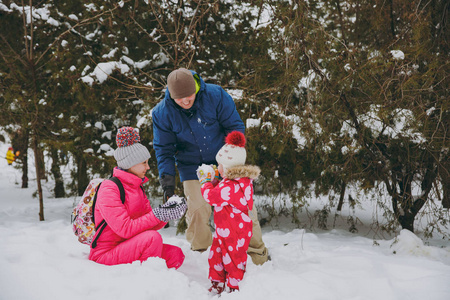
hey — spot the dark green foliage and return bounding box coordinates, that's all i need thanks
[0,0,448,237]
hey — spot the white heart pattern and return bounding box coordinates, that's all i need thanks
[202,189,209,201]
[223,253,232,265]
[217,227,230,238]
[214,263,224,271]
[245,186,252,200]
[241,213,251,223]
[234,184,240,193]
[221,186,231,200]
[227,277,239,287]
[236,238,245,250]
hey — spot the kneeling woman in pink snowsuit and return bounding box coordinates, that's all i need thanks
[198,131,260,293]
[89,127,187,268]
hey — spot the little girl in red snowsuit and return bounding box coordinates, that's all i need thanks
[197,131,260,294]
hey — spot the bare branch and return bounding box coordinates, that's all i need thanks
[0,34,27,67]
[29,0,33,61]
[20,0,30,61]
[36,1,133,65]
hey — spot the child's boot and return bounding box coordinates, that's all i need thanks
[208,281,225,295]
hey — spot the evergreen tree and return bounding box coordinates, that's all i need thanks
[0,1,447,236]
[279,0,449,233]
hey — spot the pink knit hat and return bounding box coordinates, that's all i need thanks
[216,131,247,169]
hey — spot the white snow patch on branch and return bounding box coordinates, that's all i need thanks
[81,61,130,85]
[246,118,261,128]
[0,3,12,12]
[390,50,405,60]
[102,48,118,59]
[341,105,426,145]
[227,89,244,101]
[68,14,78,21]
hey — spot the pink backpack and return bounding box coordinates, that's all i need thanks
[71,177,125,247]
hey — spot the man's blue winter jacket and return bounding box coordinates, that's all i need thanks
[152,70,245,182]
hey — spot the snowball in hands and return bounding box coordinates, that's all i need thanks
[165,195,184,206]
[196,164,215,183]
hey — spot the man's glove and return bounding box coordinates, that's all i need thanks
[152,196,187,222]
[159,174,175,203]
[196,164,215,186]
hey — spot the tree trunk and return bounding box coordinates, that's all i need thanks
[36,145,46,181]
[21,150,29,189]
[393,164,436,232]
[50,147,65,198]
[442,182,450,209]
[439,160,450,208]
[392,193,416,232]
[334,0,348,46]
[398,211,415,232]
[77,155,89,196]
[11,128,29,188]
[389,0,396,38]
[32,134,45,221]
[337,182,346,211]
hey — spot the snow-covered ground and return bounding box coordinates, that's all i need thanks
[0,141,449,300]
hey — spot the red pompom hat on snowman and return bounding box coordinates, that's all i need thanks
[215,131,246,169]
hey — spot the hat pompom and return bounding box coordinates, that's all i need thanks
[116,127,141,148]
[225,131,246,147]
[216,131,247,168]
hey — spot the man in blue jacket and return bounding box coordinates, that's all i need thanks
[152,68,269,265]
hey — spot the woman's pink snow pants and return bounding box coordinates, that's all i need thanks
[94,230,184,269]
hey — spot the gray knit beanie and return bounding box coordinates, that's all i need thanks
[113,127,151,169]
[167,68,196,99]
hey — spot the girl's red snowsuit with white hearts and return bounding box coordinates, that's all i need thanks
[201,165,260,289]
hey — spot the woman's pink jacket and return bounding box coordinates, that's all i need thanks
[88,168,166,263]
